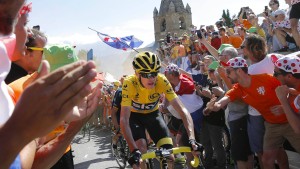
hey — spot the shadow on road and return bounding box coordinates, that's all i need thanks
[73,127,119,169]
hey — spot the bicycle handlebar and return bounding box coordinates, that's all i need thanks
[141,146,199,168]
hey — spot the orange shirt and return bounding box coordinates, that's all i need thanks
[226,74,287,124]
[221,35,230,44]
[241,19,252,30]
[9,73,38,102]
[229,36,243,48]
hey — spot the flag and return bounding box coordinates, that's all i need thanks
[87,49,93,61]
[97,32,143,51]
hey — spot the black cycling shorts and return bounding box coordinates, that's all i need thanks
[129,110,173,149]
[167,116,183,136]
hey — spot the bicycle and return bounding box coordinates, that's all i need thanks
[109,116,130,169]
[81,121,91,141]
[142,146,201,169]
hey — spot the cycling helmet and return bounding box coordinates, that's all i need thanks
[132,51,161,73]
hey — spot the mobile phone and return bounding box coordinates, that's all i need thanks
[196,30,203,39]
[166,35,171,43]
[264,6,269,16]
[33,25,40,31]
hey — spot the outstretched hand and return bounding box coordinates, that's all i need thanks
[9,60,97,141]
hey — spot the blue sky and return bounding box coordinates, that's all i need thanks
[28,0,289,47]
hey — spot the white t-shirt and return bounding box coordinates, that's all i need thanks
[0,37,15,125]
[167,91,203,119]
[248,53,281,116]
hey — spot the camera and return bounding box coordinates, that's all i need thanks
[196,30,203,39]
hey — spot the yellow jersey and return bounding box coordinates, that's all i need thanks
[121,74,177,113]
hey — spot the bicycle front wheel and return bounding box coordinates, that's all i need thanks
[111,136,127,169]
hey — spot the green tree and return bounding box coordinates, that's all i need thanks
[222,9,233,28]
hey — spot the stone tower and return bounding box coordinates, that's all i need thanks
[153,0,192,42]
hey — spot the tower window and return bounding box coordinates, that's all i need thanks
[179,17,186,29]
[161,19,166,32]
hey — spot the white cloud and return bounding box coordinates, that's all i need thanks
[47,33,99,45]
[47,18,155,47]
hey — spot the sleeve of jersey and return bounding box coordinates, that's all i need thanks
[225,84,241,101]
[112,89,122,108]
[121,80,133,107]
[159,75,178,101]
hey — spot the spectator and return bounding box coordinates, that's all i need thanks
[205,57,300,169]
[247,14,266,39]
[288,0,300,50]
[211,31,221,50]
[0,1,99,168]
[238,7,253,30]
[198,36,253,169]
[232,17,241,33]
[219,27,230,44]
[272,9,299,52]
[215,20,224,29]
[274,55,300,134]
[241,34,288,168]
[6,29,47,89]
[200,62,227,169]
[164,63,203,168]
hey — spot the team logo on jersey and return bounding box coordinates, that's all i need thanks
[134,93,139,99]
[166,88,174,94]
[123,84,128,91]
[132,81,138,86]
[131,100,159,110]
[122,94,129,98]
[163,79,170,86]
[257,86,265,95]
[149,93,160,101]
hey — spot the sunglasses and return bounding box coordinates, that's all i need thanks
[273,71,283,77]
[269,3,276,6]
[27,47,43,51]
[226,68,238,74]
[27,47,44,52]
[240,45,245,49]
[140,72,158,79]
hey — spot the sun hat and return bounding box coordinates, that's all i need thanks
[274,55,300,74]
[208,61,220,70]
[165,63,179,72]
[44,44,79,72]
[248,27,257,33]
[218,44,233,54]
[273,9,285,16]
[226,57,248,68]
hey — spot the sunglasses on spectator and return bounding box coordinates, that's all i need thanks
[273,71,284,77]
[269,3,276,6]
[240,45,245,49]
[27,47,44,52]
[140,72,158,79]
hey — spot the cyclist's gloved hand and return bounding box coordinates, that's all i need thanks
[189,139,204,152]
[128,149,142,167]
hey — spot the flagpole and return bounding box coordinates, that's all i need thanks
[88,27,139,53]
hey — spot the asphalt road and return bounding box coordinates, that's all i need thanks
[72,127,300,169]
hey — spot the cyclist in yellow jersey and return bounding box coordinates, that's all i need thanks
[120,51,201,169]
